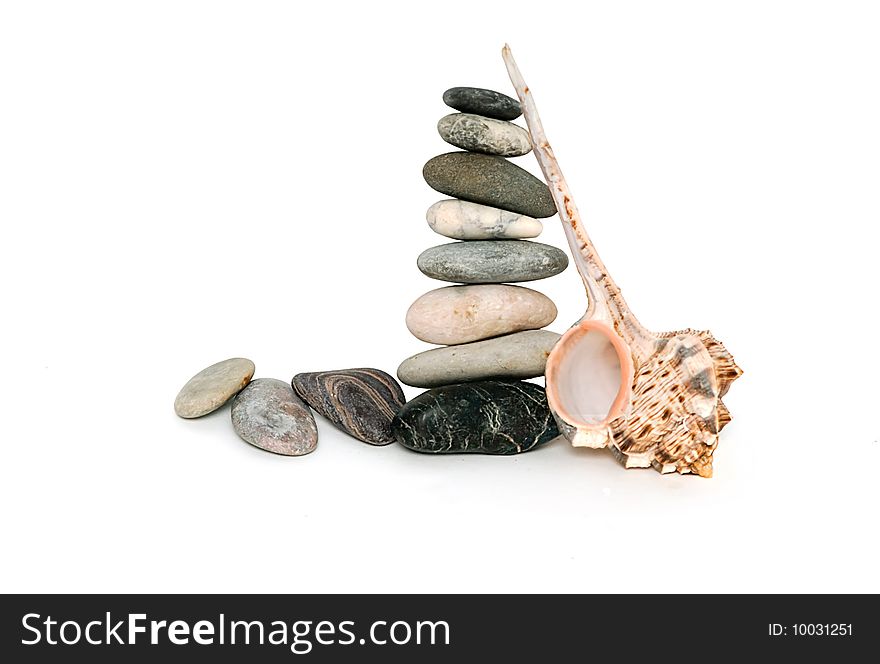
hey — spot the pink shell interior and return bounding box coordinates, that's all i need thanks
[545,320,634,432]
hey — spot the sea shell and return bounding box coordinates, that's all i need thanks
[502,46,742,477]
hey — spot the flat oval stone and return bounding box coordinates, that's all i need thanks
[406,284,557,345]
[417,240,568,284]
[398,330,561,388]
[426,199,542,240]
[392,380,559,454]
[423,152,556,218]
[437,113,531,157]
[231,378,317,456]
[174,357,255,418]
[292,368,405,446]
[443,87,522,121]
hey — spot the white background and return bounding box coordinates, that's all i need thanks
[2,1,878,593]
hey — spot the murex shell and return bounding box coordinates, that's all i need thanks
[503,46,742,477]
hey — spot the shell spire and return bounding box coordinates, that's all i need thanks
[502,44,652,356]
[502,45,741,476]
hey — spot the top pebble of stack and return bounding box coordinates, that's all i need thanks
[442,86,522,121]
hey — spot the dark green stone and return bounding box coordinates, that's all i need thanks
[391,380,559,455]
[423,152,557,219]
[442,87,522,121]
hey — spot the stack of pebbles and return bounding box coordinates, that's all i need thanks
[391,86,565,455]
[174,90,566,458]
[399,87,567,389]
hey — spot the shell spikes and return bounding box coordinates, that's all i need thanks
[502,45,742,477]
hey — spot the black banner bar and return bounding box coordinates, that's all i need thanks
[0,594,872,661]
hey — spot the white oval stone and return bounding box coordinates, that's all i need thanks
[174,357,255,418]
[405,285,557,345]
[426,199,543,240]
[398,330,561,387]
[437,113,532,157]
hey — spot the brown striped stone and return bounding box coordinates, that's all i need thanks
[292,368,406,446]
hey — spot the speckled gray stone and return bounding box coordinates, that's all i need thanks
[437,113,531,157]
[292,368,405,446]
[392,380,559,454]
[397,330,561,388]
[174,357,255,418]
[231,378,318,456]
[443,87,522,121]
[423,152,556,219]
[417,240,568,284]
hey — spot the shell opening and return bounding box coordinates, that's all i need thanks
[546,320,633,430]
